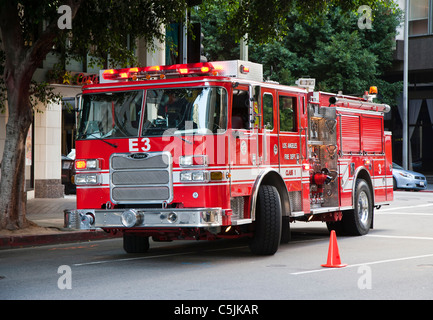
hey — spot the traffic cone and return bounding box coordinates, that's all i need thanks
[321,230,347,268]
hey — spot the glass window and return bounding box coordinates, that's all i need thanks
[142,87,227,136]
[231,89,250,129]
[77,90,143,139]
[263,93,274,130]
[279,96,297,132]
[409,0,429,35]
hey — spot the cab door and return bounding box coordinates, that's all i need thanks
[260,87,278,168]
[229,84,259,198]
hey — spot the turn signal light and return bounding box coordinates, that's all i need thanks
[75,159,99,170]
[75,160,87,170]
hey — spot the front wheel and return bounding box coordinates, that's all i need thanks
[123,233,150,253]
[249,185,282,255]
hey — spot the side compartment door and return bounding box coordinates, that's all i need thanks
[277,92,301,191]
[384,131,394,201]
[362,116,385,203]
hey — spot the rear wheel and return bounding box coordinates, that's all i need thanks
[343,179,373,235]
[327,179,373,236]
[123,233,150,253]
[249,185,282,255]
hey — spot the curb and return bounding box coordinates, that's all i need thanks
[0,230,121,250]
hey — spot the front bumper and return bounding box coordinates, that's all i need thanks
[395,177,427,190]
[64,208,226,230]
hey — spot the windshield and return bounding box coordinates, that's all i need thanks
[142,87,227,136]
[77,90,143,139]
[392,163,403,170]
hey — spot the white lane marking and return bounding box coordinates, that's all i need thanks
[366,234,433,241]
[73,251,195,266]
[376,212,433,216]
[73,246,248,267]
[377,203,433,212]
[291,253,433,275]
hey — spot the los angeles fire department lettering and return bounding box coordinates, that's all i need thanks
[284,153,298,160]
[282,143,297,149]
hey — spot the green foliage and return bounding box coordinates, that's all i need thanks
[69,0,187,67]
[0,0,190,112]
[212,0,384,45]
[196,0,403,105]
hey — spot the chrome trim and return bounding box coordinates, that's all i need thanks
[109,151,173,205]
[83,78,308,94]
[64,208,226,229]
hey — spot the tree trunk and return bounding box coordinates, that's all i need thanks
[0,0,83,230]
[0,87,33,230]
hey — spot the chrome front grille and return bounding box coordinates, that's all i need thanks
[110,152,172,204]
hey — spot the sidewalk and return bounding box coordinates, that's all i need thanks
[0,195,120,249]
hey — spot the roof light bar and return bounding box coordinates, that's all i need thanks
[101,62,217,82]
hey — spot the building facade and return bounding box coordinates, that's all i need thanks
[385,0,433,175]
[0,37,166,199]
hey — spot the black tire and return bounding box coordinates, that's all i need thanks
[123,233,150,253]
[249,185,282,255]
[280,216,291,244]
[342,179,373,236]
[326,219,344,235]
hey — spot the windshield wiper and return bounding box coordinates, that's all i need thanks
[77,133,118,148]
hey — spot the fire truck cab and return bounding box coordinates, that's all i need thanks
[65,60,393,255]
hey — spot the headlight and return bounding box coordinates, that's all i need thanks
[192,171,206,181]
[180,171,192,181]
[63,161,73,170]
[179,155,207,167]
[180,171,209,182]
[399,172,413,178]
[86,159,99,169]
[180,156,193,167]
[74,173,101,185]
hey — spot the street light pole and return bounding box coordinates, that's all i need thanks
[403,0,409,170]
[182,8,188,64]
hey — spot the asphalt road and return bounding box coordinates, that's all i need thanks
[1,190,433,303]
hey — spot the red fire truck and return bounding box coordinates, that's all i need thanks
[64,60,393,255]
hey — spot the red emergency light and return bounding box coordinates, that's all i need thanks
[240,65,249,74]
[102,62,217,82]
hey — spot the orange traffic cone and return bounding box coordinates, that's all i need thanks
[321,230,347,268]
